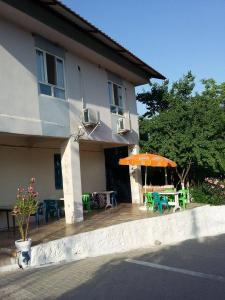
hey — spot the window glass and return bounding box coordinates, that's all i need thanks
[46,53,56,85]
[36,49,66,99]
[110,105,117,114]
[36,50,45,82]
[118,107,124,115]
[39,83,51,96]
[118,86,124,108]
[108,81,125,115]
[56,58,64,88]
[54,87,65,99]
[108,82,113,105]
[113,84,119,106]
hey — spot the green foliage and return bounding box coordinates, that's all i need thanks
[138,72,225,185]
[136,80,170,118]
[191,182,225,206]
[190,185,210,204]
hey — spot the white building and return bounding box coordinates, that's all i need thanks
[0,0,165,227]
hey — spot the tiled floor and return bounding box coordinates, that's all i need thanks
[0,202,204,250]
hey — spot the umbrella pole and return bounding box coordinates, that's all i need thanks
[145,166,147,194]
[165,168,168,185]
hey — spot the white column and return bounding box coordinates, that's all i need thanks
[61,138,83,224]
[128,144,143,204]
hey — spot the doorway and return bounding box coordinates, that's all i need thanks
[104,146,131,203]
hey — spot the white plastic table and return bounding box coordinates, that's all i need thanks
[158,191,181,212]
[92,191,116,209]
[0,205,15,230]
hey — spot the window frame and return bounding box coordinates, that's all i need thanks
[108,80,126,116]
[36,47,66,100]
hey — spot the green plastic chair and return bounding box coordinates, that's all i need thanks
[82,193,91,212]
[144,192,154,211]
[178,189,188,209]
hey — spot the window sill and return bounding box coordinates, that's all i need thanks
[38,93,68,103]
[111,112,125,117]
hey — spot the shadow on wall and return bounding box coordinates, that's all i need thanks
[191,209,200,239]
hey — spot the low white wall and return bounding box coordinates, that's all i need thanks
[31,205,225,266]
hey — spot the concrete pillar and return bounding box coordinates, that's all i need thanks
[61,138,83,224]
[128,144,143,204]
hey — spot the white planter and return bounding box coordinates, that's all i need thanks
[15,238,32,269]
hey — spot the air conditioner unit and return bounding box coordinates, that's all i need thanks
[117,117,130,134]
[82,108,100,127]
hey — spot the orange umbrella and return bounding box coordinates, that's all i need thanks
[119,153,177,193]
[119,153,177,167]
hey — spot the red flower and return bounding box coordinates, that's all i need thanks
[28,185,34,193]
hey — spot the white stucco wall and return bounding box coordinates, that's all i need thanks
[0,18,40,135]
[0,146,63,229]
[80,148,106,193]
[0,14,141,219]
[0,17,139,145]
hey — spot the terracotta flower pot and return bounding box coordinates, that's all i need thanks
[15,238,32,269]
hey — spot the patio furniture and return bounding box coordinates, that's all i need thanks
[178,189,189,209]
[44,199,60,223]
[152,192,168,214]
[144,192,154,211]
[92,191,116,209]
[32,202,44,226]
[159,191,181,212]
[0,206,15,231]
[164,188,176,202]
[110,191,118,207]
[92,193,106,209]
[82,193,91,212]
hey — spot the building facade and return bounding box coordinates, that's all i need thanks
[0,0,165,227]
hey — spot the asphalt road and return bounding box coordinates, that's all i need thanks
[1,234,225,300]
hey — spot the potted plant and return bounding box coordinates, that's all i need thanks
[12,178,38,269]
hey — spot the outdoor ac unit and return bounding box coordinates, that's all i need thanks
[82,108,100,127]
[117,117,130,134]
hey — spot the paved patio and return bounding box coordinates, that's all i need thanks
[0,202,204,251]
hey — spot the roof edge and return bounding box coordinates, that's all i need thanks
[2,0,166,82]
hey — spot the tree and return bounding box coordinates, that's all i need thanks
[136,80,170,118]
[138,73,225,188]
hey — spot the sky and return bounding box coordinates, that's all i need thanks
[61,0,225,114]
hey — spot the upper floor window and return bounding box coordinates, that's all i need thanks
[36,49,65,99]
[108,81,125,115]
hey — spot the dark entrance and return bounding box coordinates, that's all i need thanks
[104,146,131,203]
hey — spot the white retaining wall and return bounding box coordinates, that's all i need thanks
[31,205,225,266]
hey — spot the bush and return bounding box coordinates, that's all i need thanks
[12,178,38,241]
[191,178,225,205]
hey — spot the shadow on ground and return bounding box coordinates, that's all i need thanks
[1,233,225,300]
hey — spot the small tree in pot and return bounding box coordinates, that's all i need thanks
[12,178,38,268]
